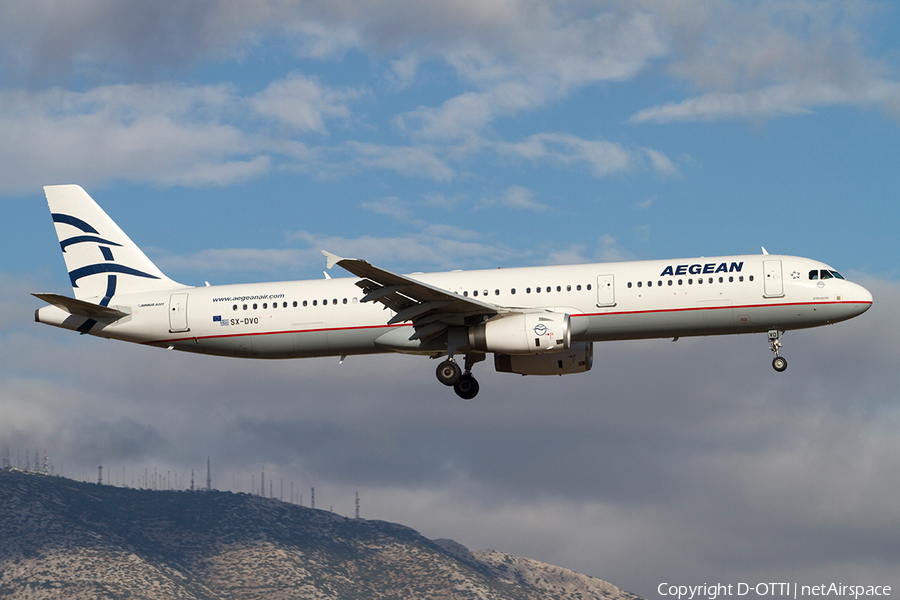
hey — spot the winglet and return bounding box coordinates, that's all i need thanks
[321,250,344,270]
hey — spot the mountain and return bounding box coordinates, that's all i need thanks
[0,469,642,600]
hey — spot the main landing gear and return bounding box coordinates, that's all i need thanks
[768,329,787,372]
[436,354,484,399]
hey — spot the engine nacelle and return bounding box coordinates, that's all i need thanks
[494,342,593,376]
[469,312,570,355]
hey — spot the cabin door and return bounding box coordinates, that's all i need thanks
[169,293,190,332]
[763,260,784,298]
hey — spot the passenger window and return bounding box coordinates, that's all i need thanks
[243,304,247,310]
[647,281,652,287]
[628,282,632,288]
[263,303,268,309]
[749,275,754,281]
[495,290,500,295]
[698,278,703,285]
[668,280,673,286]
[302,300,307,307]
[313,300,317,306]
[577,285,582,291]
[473,290,478,296]
[587,284,591,290]
[464,291,468,297]
[688,279,693,285]
[526,288,531,293]
[536,287,541,293]
[567,285,571,291]
[718,277,723,283]
[637,281,642,288]
[556,286,561,292]
[728,276,733,283]
[511,288,516,295]
[657,281,662,287]
[253,303,258,309]
[343,298,347,304]
[678,279,683,286]
[233,304,238,311]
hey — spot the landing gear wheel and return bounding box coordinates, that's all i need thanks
[772,356,788,372]
[436,359,461,386]
[767,330,787,373]
[454,374,479,400]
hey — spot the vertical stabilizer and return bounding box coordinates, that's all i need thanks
[44,185,186,303]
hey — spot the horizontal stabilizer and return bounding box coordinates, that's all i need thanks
[33,293,129,320]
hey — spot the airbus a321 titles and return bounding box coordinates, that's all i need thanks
[34,185,873,399]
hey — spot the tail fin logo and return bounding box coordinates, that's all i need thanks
[52,211,161,305]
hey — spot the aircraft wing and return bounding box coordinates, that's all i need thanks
[323,251,501,342]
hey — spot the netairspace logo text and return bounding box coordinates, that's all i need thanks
[658,583,892,600]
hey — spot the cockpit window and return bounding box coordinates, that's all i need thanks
[811,269,845,280]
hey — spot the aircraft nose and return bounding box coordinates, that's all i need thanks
[848,282,873,314]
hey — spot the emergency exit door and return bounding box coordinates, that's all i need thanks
[596,275,616,307]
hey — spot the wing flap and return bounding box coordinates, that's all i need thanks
[323,251,501,346]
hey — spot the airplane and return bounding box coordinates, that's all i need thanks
[34,185,873,399]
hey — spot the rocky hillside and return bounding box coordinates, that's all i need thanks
[0,469,641,600]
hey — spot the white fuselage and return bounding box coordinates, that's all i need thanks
[35,253,873,359]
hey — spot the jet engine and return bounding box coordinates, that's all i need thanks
[494,342,593,376]
[468,312,570,355]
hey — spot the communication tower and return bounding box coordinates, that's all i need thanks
[98,465,103,485]
[355,492,360,520]
[206,456,212,491]
[311,487,315,509]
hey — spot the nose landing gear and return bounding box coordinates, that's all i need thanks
[768,330,787,372]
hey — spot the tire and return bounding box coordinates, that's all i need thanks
[454,374,479,400]
[772,356,788,372]
[436,360,461,386]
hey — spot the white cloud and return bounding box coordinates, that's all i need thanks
[156,247,309,277]
[478,185,547,212]
[642,148,678,176]
[0,84,261,193]
[289,228,517,271]
[499,133,634,177]
[346,141,455,181]
[631,0,900,123]
[250,72,359,133]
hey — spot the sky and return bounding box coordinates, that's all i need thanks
[1,1,899,597]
